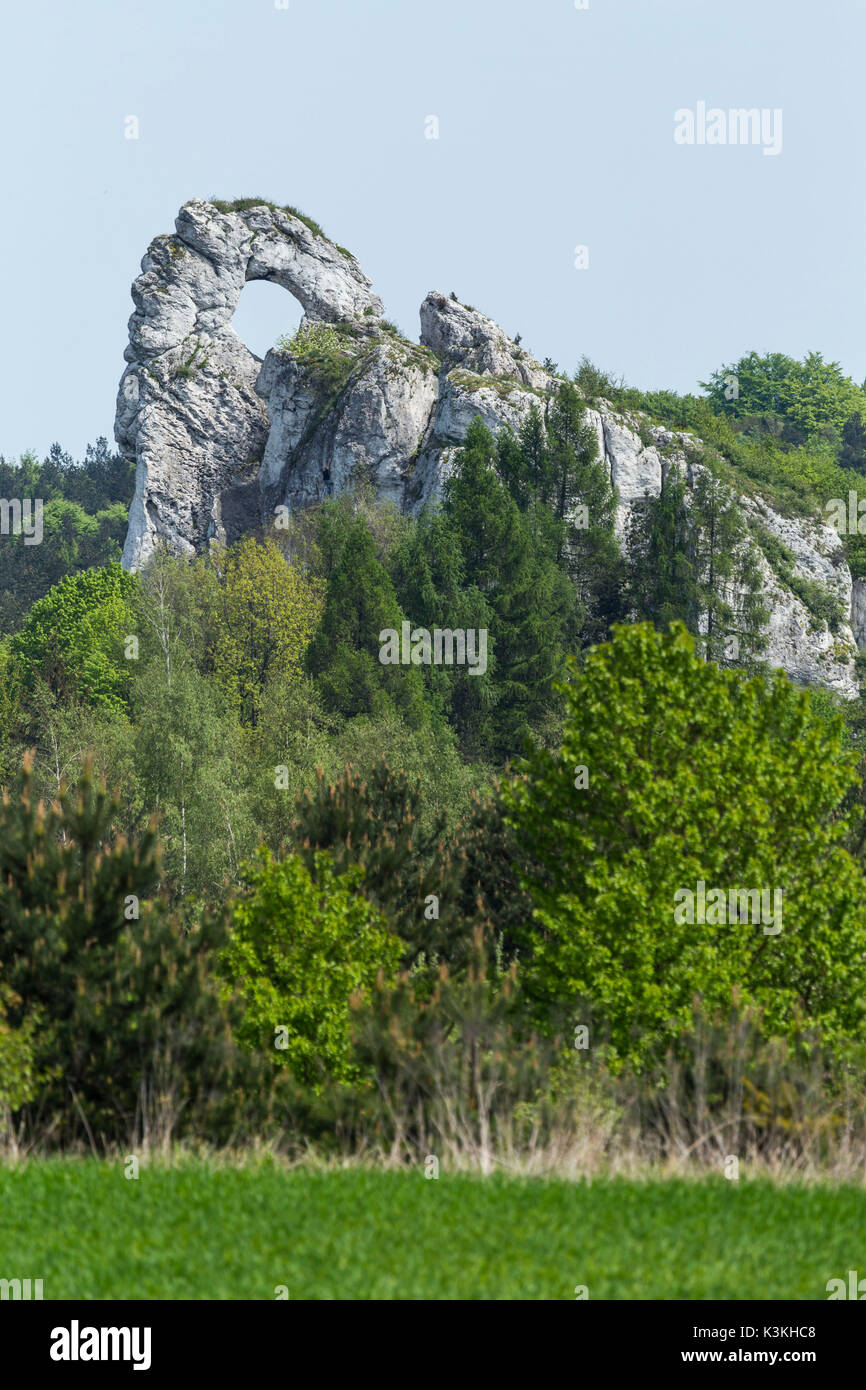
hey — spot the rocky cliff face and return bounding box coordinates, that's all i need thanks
[117,199,861,698]
[117,199,383,567]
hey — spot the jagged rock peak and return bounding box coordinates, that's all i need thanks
[420,291,552,391]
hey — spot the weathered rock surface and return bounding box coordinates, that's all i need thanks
[117,198,862,697]
[118,200,383,568]
[256,332,440,516]
[419,291,553,392]
[735,495,855,695]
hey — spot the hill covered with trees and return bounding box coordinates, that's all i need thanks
[3,347,866,1172]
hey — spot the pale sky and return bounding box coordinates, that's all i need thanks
[2,0,864,460]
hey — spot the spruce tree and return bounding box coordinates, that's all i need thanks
[306,516,430,728]
[626,464,767,667]
[443,419,578,759]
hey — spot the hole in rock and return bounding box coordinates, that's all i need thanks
[230,279,304,361]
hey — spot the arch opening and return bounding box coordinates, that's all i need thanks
[230,278,304,361]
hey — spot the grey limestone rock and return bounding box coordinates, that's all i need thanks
[116,200,862,697]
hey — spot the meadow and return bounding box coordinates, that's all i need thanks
[1,1161,863,1300]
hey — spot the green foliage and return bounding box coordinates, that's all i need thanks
[349,933,560,1158]
[451,781,534,966]
[838,411,866,473]
[496,385,625,650]
[250,684,481,867]
[573,355,623,404]
[276,322,360,400]
[306,511,430,727]
[433,417,579,758]
[0,438,133,515]
[221,849,401,1086]
[505,622,866,1069]
[0,500,129,635]
[752,523,845,632]
[626,464,769,663]
[132,659,252,899]
[9,562,138,713]
[0,754,249,1143]
[210,537,324,727]
[606,363,866,578]
[387,502,496,741]
[0,983,41,1119]
[544,382,625,644]
[703,350,866,443]
[8,337,866,1164]
[625,466,695,632]
[0,440,134,634]
[688,468,768,660]
[290,758,465,967]
[208,197,328,240]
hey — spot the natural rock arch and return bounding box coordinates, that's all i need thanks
[117,200,383,569]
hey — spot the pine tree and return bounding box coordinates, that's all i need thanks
[545,382,625,643]
[625,465,698,631]
[690,468,768,666]
[0,755,247,1145]
[839,412,866,473]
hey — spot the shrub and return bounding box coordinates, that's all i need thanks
[275,322,359,399]
[291,759,464,967]
[0,984,40,1128]
[221,849,402,1087]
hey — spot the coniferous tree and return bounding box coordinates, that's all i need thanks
[690,469,768,666]
[626,464,767,667]
[443,418,578,759]
[625,466,696,631]
[0,755,249,1145]
[387,507,493,734]
[544,381,625,644]
[291,758,466,969]
[306,515,430,728]
[839,412,866,473]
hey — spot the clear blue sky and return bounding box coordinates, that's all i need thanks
[2,0,864,460]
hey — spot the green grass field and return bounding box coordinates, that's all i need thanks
[0,1161,862,1299]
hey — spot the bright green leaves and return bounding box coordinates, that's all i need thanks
[9,561,138,713]
[506,621,866,1068]
[221,849,402,1087]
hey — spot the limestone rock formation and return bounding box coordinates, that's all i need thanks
[118,199,383,569]
[419,291,552,392]
[117,198,861,697]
